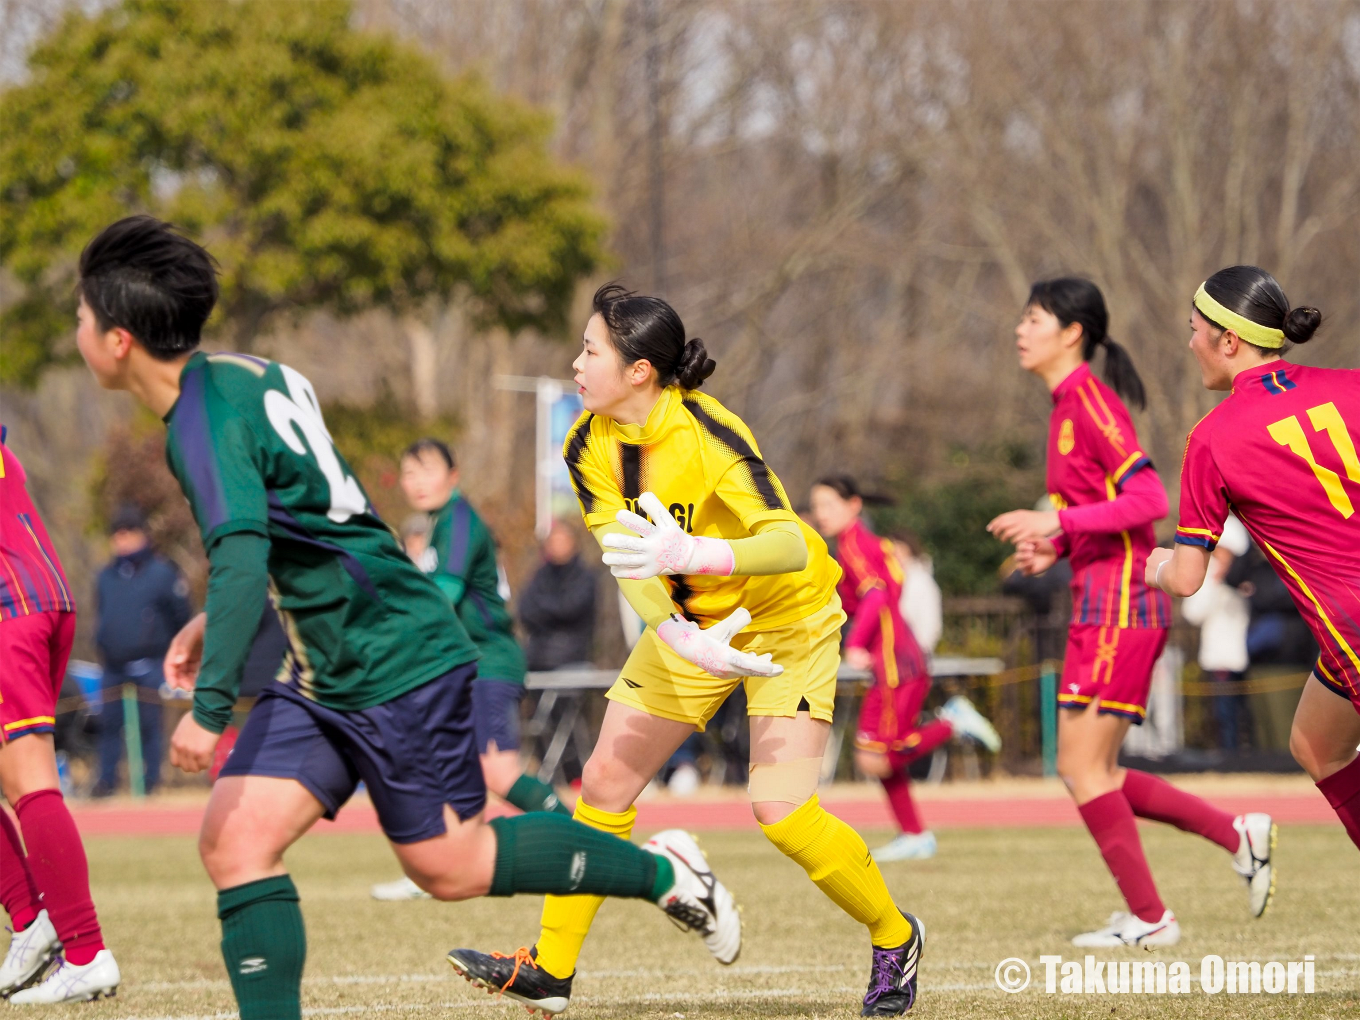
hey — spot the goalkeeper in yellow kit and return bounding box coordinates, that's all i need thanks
[448,285,925,1017]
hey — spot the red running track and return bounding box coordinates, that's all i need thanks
[69,792,1338,837]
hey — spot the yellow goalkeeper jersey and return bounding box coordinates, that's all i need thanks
[563,386,840,631]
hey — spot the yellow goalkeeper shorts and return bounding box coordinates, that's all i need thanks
[606,594,846,730]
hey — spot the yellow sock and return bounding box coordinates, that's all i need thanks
[760,794,912,948]
[534,800,637,978]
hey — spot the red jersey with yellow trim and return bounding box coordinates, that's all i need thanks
[1047,363,1171,630]
[0,426,75,621]
[1176,361,1360,700]
[834,518,927,688]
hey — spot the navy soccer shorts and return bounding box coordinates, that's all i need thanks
[471,678,524,755]
[219,663,485,844]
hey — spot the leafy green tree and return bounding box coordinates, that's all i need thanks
[0,0,606,385]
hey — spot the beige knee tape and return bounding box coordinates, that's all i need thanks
[748,756,823,804]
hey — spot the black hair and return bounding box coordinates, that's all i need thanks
[402,438,455,470]
[592,283,715,389]
[1026,277,1146,410]
[812,475,894,506]
[1199,265,1321,351]
[78,215,219,360]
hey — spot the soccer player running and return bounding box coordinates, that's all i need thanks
[72,217,739,1020]
[451,285,925,1018]
[1147,266,1360,853]
[809,476,1000,862]
[372,439,571,901]
[0,432,120,1003]
[988,278,1275,949]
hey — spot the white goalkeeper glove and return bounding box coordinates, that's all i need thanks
[656,608,782,680]
[602,491,735,580]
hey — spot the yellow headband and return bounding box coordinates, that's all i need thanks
[1193,283,1285,349]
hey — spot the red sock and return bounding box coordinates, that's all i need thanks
[0,808,41,932]
[1122,769,1240,853]
[1077,790,1165,923]
[886,720,953,770]
[1316,755,1360,851]
[14,790,104,965]
[881,773,924,834]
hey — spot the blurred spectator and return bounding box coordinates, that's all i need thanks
[1225,539,1318,750]
[1226,544,1317,667]
[518,520,597,671]
[399,512,430,563]
[92,505,192,796]
[1180,515,1252,749]
[890,530,943,655]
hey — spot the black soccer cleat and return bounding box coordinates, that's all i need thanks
[861,911,925,1016]
[447,946,573,1016]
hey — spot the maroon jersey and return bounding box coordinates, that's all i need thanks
[1176,361,1360,699]
[834,518,927,688]
[0,426,74,621]
[1048,363,1172,630]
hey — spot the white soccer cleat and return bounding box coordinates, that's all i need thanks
[1231,812,1277,918]
[8,950,120,1004]
[938,695,1002,753]
[1072,908,1179,948]
[370,876,432,901]
[872,830,938,862]
[0,910,60,998]
[644,829,741,965]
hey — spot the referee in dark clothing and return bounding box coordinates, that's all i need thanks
[92,506,193,796]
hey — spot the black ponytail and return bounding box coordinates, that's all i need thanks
[1027,277,1147,411]
[1201,265,1322,350]
[592,283,716,389]
[812,475,895,506]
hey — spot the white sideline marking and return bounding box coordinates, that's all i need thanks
[137,962,854,991]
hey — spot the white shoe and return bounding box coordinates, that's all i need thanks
[8,950,120,1003]
[370,876,432,901]
[1072,908,1179,948]
[872,831,938,862]
[938,695,1002,753]
[1231,813,1277,918]
[0,911,60,998]
[668,763,701,797]
[643,829,741,965]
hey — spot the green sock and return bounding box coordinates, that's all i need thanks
[488,814,674,900]
[217,876,306,1020]
[505,774,572,815]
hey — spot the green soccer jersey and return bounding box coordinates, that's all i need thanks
[164,352,479,712]
[422,494,526,684]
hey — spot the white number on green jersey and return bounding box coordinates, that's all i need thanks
[265,365,367,523]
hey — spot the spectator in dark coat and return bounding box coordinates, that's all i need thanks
[92,506,193,795]
[518,521,597,670]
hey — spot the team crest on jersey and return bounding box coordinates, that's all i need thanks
[1058,419,1076,455]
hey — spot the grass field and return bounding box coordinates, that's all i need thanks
[16,822,1360,1019]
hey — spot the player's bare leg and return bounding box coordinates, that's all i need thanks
[0,733,117,1002]
[1291,675,1360,850]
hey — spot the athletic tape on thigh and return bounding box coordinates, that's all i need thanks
[748,757,822,804]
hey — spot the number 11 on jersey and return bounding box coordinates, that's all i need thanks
[1268,401,1360,519]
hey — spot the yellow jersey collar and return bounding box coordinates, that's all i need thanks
[610,386,681,445]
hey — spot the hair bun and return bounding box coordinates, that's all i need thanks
[1283,306,1321,345]
[675,337,716,389]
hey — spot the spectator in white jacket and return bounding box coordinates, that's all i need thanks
[890,530,943,656]
[1180,514,1252,750]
